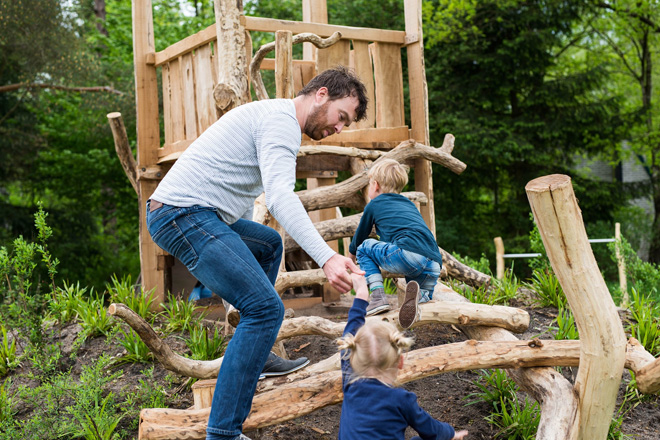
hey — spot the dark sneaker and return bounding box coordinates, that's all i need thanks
[366,288,391,316]
[261,352,310,377]
[222,299,240,327]
[399,281,421,329]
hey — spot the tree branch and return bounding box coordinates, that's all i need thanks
[0,83,124,95]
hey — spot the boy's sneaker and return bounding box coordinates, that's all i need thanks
[222,299,241,327]
[399,281,421,329]
[234,435,251,440]
[366,288,391,316]
[261,352,310,377]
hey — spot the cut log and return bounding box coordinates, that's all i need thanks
[637,356,660,394]
[107,112,138,194]
[527,174,627,440]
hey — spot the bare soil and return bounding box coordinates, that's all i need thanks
[5,296,660,440]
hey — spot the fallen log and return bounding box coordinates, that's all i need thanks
[527,174,627,440]
[138,337,654,439]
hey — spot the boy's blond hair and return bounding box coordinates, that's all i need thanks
[367,158,409,194]
[336,320,414,382]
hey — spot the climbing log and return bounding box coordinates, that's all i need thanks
[138,337,655,439]
[526,174,627,440]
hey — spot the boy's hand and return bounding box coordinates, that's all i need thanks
[350,273,369,301]
[453,430,468,439]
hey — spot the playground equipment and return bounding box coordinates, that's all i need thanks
[108,0,660,438]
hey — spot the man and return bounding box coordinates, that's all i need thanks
[146,66,368,440]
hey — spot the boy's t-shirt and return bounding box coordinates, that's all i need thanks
[349,193,443,264]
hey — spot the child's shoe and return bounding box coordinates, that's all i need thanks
[366,288,391,316]
[398,281,421,329]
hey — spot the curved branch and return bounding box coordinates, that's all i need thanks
[250,31,342,100]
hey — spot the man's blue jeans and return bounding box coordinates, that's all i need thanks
[146,202,284,440]
[356,238,441,301]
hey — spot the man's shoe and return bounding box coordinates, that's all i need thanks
[398,281,421,329]
[366,288,391,316]
[261,352,310,377]
[222,299,240,327]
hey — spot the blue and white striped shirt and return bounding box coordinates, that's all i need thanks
[151,99,335,267]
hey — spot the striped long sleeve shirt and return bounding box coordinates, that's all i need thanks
[150,99,336,267]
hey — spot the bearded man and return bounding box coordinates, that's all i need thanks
[146,67,368,440]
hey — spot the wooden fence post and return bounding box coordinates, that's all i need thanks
[494,236,504,279]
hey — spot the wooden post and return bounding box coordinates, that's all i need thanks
[133,0,167,307]
[404,0,434,237]
[494,236,505,280]
[213,0,250,116]
[302,0,327,62]
[526,174,627,440]
[275,30,294,100]
[615,222,628,306]
[107,112,138,194]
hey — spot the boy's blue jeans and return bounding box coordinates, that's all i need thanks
[146,202,284,440]
[356,238,441,301]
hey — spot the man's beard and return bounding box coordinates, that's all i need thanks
[303,101,333,140]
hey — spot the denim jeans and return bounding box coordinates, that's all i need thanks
[355,238,441,301]
[146,201,285,440]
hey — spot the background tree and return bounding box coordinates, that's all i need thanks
[421,0,628,275]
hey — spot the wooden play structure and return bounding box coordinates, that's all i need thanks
[107,0,660,439]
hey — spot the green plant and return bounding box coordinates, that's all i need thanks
[49,282,87,324]
[160,292,204,334]
[115,327,153,365]
[626,288,660,356]
[77,294,116,342]
[0,378,14,424]
[552,306,580,340]
[491,268,521,305]
[466,369,516,410]
[485,394,540,439]
[453,252,492,275]
[186,325,226,361]
[107,274,157,322]
[66,355,123,440]
[453,282,494,305]
[0,325,18,377]
[526,268,566,309]
[528,213,551,272]
[610,237,660,303]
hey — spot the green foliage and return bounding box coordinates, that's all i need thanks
[115,327,153,365]
[0,205,58,349]
[526,268,566,309]
[626,288,660,356]
[452,252,492,276]
[484,394,540,440]
[490,269,521,305]
[77,294,116,342]
[0,378,13,424]
[186,325,226,361]
[107,275,157,323]
[452,283,493,305]
[49,282,87,324]
[468,369,539,439]
[160,293,204,334]
[551,306,580,340]
[65,355,123,440]
[611,237,660,303]
[0,325,18,377]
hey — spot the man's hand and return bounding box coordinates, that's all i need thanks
[322,253,365,293]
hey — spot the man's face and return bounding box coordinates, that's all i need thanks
[304,90,359,141]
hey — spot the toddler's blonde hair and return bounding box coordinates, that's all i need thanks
[368,158,409,194]
[337,319,414,382]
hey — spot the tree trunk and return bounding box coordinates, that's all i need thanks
[526,174,627,440]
